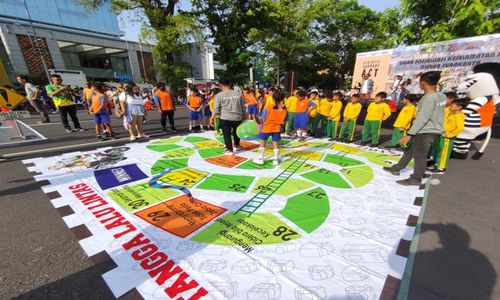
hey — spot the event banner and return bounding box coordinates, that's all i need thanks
[24,130,425,300]
[352,33,500,94]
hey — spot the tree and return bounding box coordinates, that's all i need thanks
[80,0,199,91]
[248,0,320,80]
[398,0,500,44]
[305,0,395,88]
[191,0,268,84]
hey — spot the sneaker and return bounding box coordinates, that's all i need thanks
[140,134,149,139]
[65,128,73,133]
[170,127,178,133]
[75,128,85,132]
[97,135,108,141]
[109,132,118,139]
[224,149,234,156]
[162,127,168,133]
[426,166,445,174]
[41,119,50,123]
[253,158,264,165]
[396,177,421,186]
[272,159,279,166]
[130,135,136,141]
[383,166,400,176]
[328,138,334,141]
[234,146,242,152]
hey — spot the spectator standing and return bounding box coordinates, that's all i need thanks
[211,78,246,155]
[384,71,446,186]
[154,82,177,133]
[119,82,148,141]
[16,75,50,123]
[45,74,83,133]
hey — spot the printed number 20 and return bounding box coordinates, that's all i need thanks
[273,226,298,241]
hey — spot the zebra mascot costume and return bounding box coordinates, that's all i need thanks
[452,63,500,160]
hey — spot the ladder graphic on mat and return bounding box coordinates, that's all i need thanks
[235,157,309,216]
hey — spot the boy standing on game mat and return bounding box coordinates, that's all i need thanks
[338,94,362,143]
[327,92,343,141]
[387,94,417,149]
[361,92,391,147]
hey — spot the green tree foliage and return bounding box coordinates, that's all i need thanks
[80,0,199,91]
[191,0,268,84]
[398,0,500,44]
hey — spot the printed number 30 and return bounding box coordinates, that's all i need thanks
[273,226,298,241]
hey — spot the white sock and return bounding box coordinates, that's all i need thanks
[258,147,265,159]
[273,148,279,160]
[200,125,204,129]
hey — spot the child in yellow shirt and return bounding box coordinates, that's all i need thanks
[338,94,362,142]
[388,94,417,149]
[310,91,333,137]
[428,98,466,174]
[327,92,343,141]
[361,92,391,147]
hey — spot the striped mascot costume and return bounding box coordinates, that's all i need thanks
[452,64,499,160]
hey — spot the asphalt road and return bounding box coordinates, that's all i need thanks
[0,107,499,299]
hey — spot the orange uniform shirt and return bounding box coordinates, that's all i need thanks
[155,90,174,111]
[188,96,202,109]
[91,93,108,114]
[247,95,257,106]
[262,106,287,133]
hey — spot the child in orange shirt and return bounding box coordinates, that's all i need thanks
[186,86,204,132]
[254,92,287,166]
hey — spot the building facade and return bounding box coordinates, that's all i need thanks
[0,0,155,85]
[181,42,226,85]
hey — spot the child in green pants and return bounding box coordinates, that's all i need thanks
[428,98,466,174]
[387,94,417,149]
[339,94,362,142]
[361,92,391,147]
[327,92,343,141]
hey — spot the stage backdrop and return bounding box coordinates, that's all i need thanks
[24,129,425,300]
[352,33,500,94]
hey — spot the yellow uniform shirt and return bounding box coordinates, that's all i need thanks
[285,96,298,113]
[209,98,215,112]
[444,112,465,138]
[318,98,333,116]
[444,107,450,121]
[366,102,391,121]
[265,95,274,108]
[328,100,343,121]
[343,102,362,120]
[309,99,320,117]
[393,104,416,129]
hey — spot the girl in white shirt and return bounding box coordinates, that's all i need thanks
[119,83,148,141]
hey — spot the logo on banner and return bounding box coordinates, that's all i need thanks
[95,164,148,190]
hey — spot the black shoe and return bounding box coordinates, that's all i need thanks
[97,135,108,141]
[328,138,334,141]
[385,145,398,149]
[360,141,369,146]
[396,177,421,186]
[383,166,400,176]
[171,128,178,133]
[65,128,73,133]
[370,143,379,147]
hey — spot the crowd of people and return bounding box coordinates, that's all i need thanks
[10,70,475,186]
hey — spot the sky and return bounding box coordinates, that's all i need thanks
[120,0,400,41]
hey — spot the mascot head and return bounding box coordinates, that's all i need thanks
[457,72,499,99]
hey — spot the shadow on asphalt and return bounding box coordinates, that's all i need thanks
[409,223,496,300]
[11,265,115,300]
